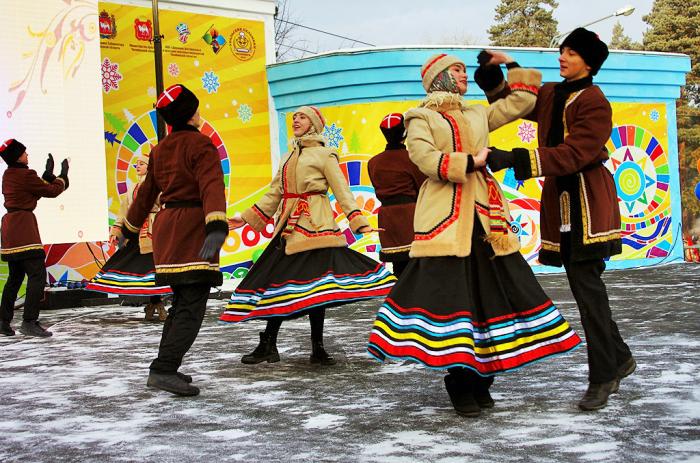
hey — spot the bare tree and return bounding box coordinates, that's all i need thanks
[274,0,312,61]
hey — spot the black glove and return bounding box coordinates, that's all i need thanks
[42,154,56,182]
[58,158,70,189]
[477,50,493,65]
[198,230,227,260]
[487,147,516,172]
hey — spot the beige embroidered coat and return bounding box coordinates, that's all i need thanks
[407,67,542,258]
[242,134,369,255]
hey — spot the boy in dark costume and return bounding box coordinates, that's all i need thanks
[1,139,69,337]
[118,84,228,396]
[475,28,636,411]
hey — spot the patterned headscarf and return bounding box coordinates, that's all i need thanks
[428,69,460,94]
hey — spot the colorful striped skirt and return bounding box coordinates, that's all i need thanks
[86,241,171,296]
[220,234,396,323]
[367,222,581,376]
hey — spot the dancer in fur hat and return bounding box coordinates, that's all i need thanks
[86,152,170,321]
[474,28,635,412]
[368,113,427,277]
[367,53,582,418]
[115,84,228,397]
[0,139,68,337]
[221,105,395,366]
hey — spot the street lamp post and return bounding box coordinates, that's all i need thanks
[549,5,635,48]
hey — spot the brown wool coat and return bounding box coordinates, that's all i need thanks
[124,126,228,286]
[367,146,427,261]
[491,82,622,265]
[242,134,369,255]
[406,67,542,258]
[1,166,66,261]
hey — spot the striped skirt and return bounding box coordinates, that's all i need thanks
[86,241,171,296]
[367,221,581,376]
[220,234,396,323]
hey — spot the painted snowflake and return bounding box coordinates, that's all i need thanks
[323,123,344,148]
[101,58,122,93]
[237,104,253,123]
[168,63,180,77]
[650,109,660,122]
[517,121,536,144]
[201,71,220,94]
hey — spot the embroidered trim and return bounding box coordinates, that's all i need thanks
[156,262,220,273]
[347,210,363,222]
[252,205,271,222]
[579,173,622,243]
[510,82,540,96]
[529,149,542,177]
[123,217,140,233]
[0,244,44,254]
[559,191,571,232]
[438,154,450,181]
[381,244,412,254]
[541,239,560,251]
[205,211,227,224]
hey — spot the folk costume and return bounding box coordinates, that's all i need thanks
[367,54,582,417]
[119,84,228,396]
[367,113,427,277]
[0,139,68,337]
[86,153,170,321]
[477,29,635,411]
[220,105,395,365]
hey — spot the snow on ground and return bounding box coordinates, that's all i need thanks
[1,264,699,462]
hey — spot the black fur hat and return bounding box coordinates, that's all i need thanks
[560,28,609,76]
[155,84,199,127]
[0,139,26,164]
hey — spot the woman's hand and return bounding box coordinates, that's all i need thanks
[473,147,490,169]
[228,216,246,230]
[357,225,385,234]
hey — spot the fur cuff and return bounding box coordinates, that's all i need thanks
[241,206,270,232]
[348,210,369,232]
[507,68,542,93]
[444,152,469,183]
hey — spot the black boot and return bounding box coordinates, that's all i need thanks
[241,331,280,364]
[147,371,199,396]
[444,371,480,418]
[578,379,618,411]
[19,320,52,337]
[474,375,495,409]
[176,372,193,383]
[0,320,15,336]
[310,341,336,365]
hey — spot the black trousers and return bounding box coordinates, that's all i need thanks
[562,237,632,383]
[150,283,210,374]
[0,257,46,323]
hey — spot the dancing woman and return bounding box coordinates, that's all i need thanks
[367,54,582,417]
[221,105,395,365]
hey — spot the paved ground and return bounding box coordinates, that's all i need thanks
[1,263,698,462]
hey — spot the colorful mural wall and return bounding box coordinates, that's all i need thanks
[280,100,675,267]
[21,43,691,286]
[41,2,275,285]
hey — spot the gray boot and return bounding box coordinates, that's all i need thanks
[19,320,52,337]
[147,372,199,396]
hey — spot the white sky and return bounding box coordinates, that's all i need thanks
[280,0,654,58]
